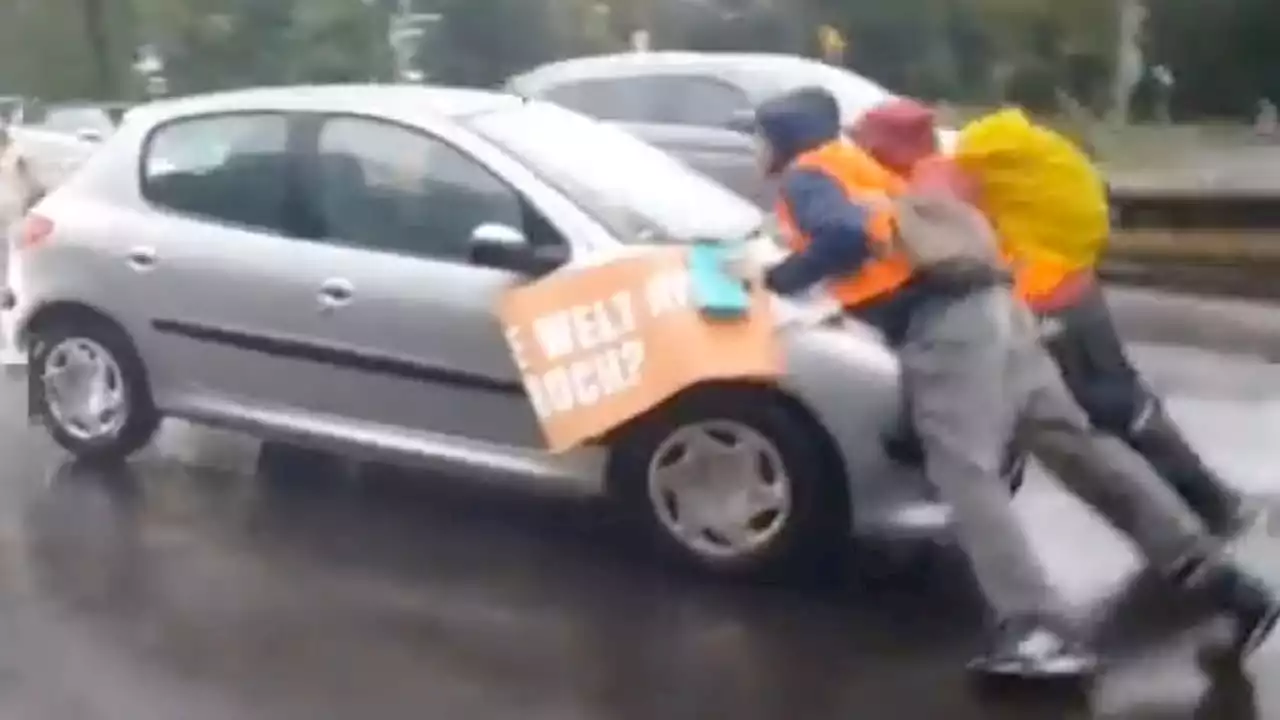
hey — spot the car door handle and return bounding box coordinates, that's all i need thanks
[126,246,157,270]
[318,278,354,307]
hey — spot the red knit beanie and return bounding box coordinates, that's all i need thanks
[848,98,939,176]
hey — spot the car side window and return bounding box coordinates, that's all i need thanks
[539,77,662,123]
[647,76,752,128]
[311,116,524,261]
[141,113,294,236]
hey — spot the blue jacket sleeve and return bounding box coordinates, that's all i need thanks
[764,169,873,296]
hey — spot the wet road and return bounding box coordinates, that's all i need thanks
[0,309,1279,718]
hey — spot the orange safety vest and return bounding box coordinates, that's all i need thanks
[774,141,914,308]
[1016,267,1095,313]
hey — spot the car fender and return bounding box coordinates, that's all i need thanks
[775,318,940,528]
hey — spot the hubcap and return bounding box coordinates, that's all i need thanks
[41,337,129,442]
[647,420,792,560]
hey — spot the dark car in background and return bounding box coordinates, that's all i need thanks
[508,51,895,133]
[2,100,134,214]
[508,52,952,208]
[10,100,133,141]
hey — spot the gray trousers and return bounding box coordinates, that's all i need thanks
[900,286,1214,622]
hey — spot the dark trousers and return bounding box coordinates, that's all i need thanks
[1038,283,1244,532]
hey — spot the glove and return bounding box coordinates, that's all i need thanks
[720,247,762,283]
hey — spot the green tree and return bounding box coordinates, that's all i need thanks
[134,0,296,93]
[421,0,562,87]
[0,0,135,100]
[287,0,383,83]
[1148,0,1280,118]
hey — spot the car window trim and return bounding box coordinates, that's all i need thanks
[287,110,570,266]
[136,109,308,239]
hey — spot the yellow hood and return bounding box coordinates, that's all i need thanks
[953,108,1110,291]
[954,108,1038,165]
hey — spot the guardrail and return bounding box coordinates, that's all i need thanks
[1104,191,1280,300]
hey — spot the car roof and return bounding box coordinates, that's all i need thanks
[512,51,851,90]
[126,84,521,126]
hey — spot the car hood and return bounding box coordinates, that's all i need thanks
[568,235,887,348]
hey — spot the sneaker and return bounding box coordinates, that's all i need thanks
[1195,564,1280,669]
[967,617,1098,678]
[1211,502,1263,543]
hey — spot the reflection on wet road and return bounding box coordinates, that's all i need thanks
[0,334,1278,718]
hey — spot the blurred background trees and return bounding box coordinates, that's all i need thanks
[0,0,1277,122]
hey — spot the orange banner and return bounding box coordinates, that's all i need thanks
[497,248,782,453]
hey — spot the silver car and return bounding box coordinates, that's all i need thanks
[8,85,995,578]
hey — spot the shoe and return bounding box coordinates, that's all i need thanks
[967,616,1098,679]
[1193,563,1280,669]
[1209,501,1263,543]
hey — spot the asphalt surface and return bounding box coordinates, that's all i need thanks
[0,298,1277,719]
[3,189,1280,717]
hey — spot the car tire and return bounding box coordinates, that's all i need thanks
[30,317,160,461]
[606,386,847,580]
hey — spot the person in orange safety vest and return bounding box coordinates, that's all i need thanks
[750,86,1279,681]
[851,98,1256,541]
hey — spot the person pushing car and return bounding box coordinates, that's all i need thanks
[851,99,1255,541]
[748,85,1278,679]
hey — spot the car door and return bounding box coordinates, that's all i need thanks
[129,111,334,417]
[264,113,557,449]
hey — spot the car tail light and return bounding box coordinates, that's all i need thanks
[16,213,53,250]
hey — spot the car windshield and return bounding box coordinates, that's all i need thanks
[470,102,763,243]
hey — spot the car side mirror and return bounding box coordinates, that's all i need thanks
[724,109,757,135]
[76,128,104,143]
[467,222,568,275]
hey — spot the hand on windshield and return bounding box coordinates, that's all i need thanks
[711,242,762,285]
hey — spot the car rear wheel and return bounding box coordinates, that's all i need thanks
[607,387,847,579]
[31,319,160,461]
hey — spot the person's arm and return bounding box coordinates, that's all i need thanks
[764,170,873,295]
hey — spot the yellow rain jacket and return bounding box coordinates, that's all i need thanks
[953,109,1110,304]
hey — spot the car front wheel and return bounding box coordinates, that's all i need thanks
[607,387,847,579]
[30,318,160,461]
